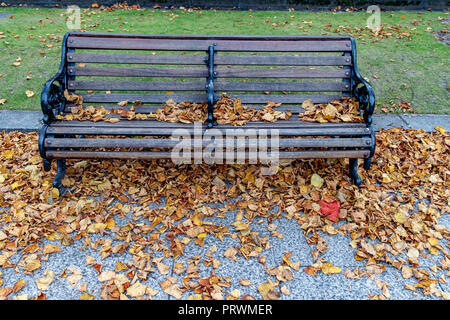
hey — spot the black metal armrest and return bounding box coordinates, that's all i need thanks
[348,36,376,126]
[41,74,65,124]
[354,78,375,125]
[41,33,70,125]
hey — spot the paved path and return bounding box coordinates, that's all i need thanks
[2,206,448,300]
[0,110,449,133]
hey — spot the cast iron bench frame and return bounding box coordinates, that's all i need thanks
[39,32,375,192]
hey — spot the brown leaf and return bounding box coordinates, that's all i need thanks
[12,280,26,293]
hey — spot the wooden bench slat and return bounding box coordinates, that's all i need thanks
[70,66,349,79]
[215,67,350,78]
[46,149,369,160]
[69,66,207,78]
[46,137,371,149]
[67,32,351,41]
[79,93,339,104]
[51,119,367,129]
[68,53,206,65]
[68,36,352,52]
[69,80,348,92]
[69,80,206,91]
[226,94,341,104]
[67,33,352,41]
[68,54,352,66]
[47,126,370,137]
[80,93,206,103]
[215,55,352,66]
[216,81,349,92]
[63,103,322,114]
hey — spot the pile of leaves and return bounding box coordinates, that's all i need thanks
[324,23,417,42]
[213,95,291,125]
[298,97,364,123]
[380,101,416,113]
[58,92,365,125]
[0,126,448,300]
[152,99,207,123]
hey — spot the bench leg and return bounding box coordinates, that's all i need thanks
[363,157,372,170]
[52,159,66,193]
[349,158,362,187]
[43,158,52,172]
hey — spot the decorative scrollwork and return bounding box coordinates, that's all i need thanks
[353,80,375,125]
[41,76,66,124]
[41,33,69,125]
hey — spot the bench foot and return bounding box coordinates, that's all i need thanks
[206,114,217,128]
[349,158,361,187]
[52,159,66,192]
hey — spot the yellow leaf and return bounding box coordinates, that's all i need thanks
[195,232,207,247]
[80,292,95,300]
[321,262,342,274]
[126,281,147,298]
[322,104,338,119]
[0,98,6,105]
[36,270,55,290]
[192,215,203,226]
[105,117,120,123]
[105,218,116,229]
[393,212,408,224]
[25,90,35,98]
[339,114,353,122]
[258,283,280,300]
[2,150,14,159]
[230,289,241,298]
[311,173,324,188]
[428,237,439,247]
[434,126,446,134]
[43,244,62,255]
[429,247,440,255]
[24,259,41,273]
[301,99,314,110]
[115,260,128,273]
[50,188,59,198]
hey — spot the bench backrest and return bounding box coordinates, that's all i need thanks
[62,33,355,114]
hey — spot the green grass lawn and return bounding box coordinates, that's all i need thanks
[0,7,448,113]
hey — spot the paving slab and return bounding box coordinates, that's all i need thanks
[0,12,13,19]
[0,110,42,132]
[398,114,450,132]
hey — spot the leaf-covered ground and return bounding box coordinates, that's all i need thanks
[0,6,448,113]
[0,127,448,300]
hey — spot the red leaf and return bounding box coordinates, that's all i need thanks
[319,200,340,223]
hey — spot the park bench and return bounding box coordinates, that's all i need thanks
[39,32,375,191]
